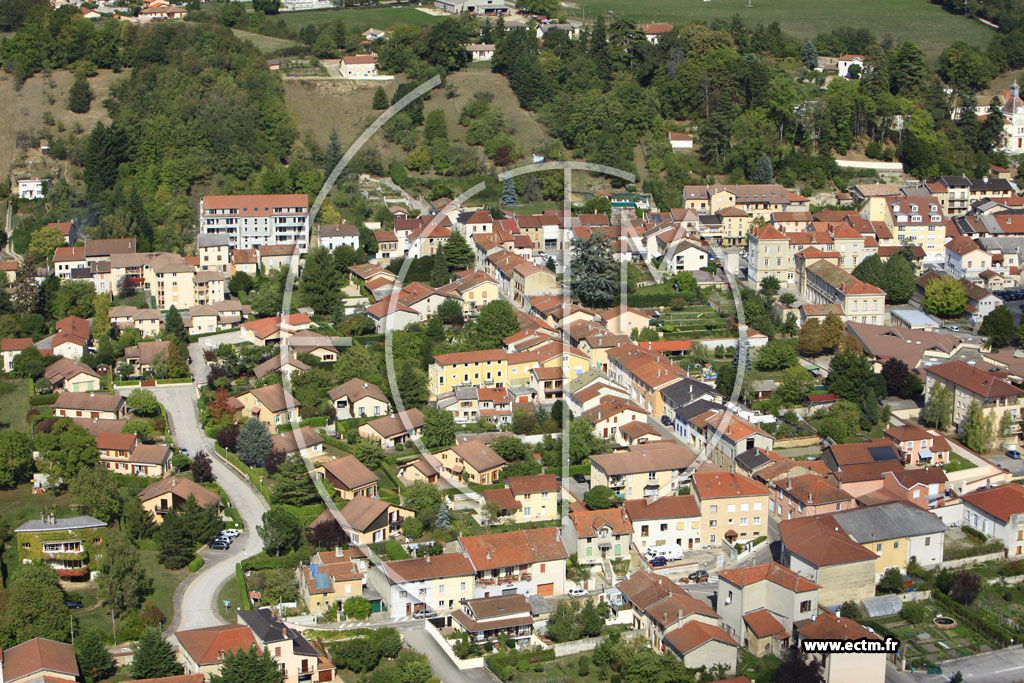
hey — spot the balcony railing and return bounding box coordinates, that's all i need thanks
[478,573,530,586]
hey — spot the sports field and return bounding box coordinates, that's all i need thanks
[570,0,994,60]
[276,6,442,31]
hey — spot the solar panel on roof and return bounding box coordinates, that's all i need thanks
[868,446,899,462]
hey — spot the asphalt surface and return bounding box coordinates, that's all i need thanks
[886,646,1024,682]
[124,345,269,631]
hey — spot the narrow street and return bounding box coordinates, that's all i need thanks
[120,343,269,631]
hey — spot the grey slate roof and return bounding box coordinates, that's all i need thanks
[16,515,106,533]
[197,234,231,248]
[735,448,773,473]
[674,398,720,423]
[833,502,946,543]
[662,378,721,409]
[238,608,319,656]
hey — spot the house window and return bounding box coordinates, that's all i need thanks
[800,600,812,612]
[925,537,931,546]
[876,543,882,551]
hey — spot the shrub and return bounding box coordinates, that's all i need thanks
[517,658,530,673]
[343,596,372,621]
[402,516,424,539]
[877,568,906,595]
[962,526,987,543]
[901,601,926,624]
[949,571,982,605]
[578,656,590,676]
[188,556,205,573]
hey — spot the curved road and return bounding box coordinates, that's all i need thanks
[121,343,269,631]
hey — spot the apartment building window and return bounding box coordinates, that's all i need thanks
[753,516,761,525]
[439,584,445,594]
[894,541,899,549]
[876,543,882,551]
[708,520,717,528]
[461,581,467,590]
[710,505,718,513]
[925,537,931,546]
[727,504,736,513]
[740,518,748,526]
[710,534,716,542]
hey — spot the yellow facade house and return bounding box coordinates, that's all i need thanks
[234,384,300,428]
[482,474,560,523]
[590,441,698,501]
[570,507,633,566]
[692,472,770,545]
[434,438,507,484]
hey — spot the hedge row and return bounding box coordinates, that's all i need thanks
[29,394,58,406]
[240,549,308,571]
[932,590,1019,645]
[189,556,205,572]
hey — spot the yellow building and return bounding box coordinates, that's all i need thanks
[590,441,698,500]
[434,438,507,484]
[238,608,335,683]
[482,474,560,523]
[429,343,590,399]
[138,476,222,524]
[234,384,300,428]
[570,507,632,566]
[314,455,379,500]
[692,472,770,545]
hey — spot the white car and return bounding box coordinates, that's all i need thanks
[220,528,241,537]
[567,587,588,598]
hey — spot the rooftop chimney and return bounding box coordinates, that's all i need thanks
[486,551,491,560]
[426,555,431,563]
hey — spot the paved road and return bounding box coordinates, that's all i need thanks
[886,647,1024,682]
[123,359,269,631]
[400,626,498,683]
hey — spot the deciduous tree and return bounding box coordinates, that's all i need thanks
[257,507,302,556]
[421,407,456,449]
[923,276,967,318]
[97,529,150,613]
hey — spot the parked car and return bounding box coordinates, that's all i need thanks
[220,528,241,537]
[1007,449,1022,460]
[412,609,435,619]
[573,474,586,484]
[65,599,84,609]
[567,587,588,598]
[179,447,189,456]
[209,540,230,550]
[660,414,673,426]
[215,534,233,544]
[687,570,709,583]
[649,556,668,567]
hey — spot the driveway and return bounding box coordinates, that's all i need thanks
[886,646,1024,682]
[399,626,499,683]
[122,377,270,630]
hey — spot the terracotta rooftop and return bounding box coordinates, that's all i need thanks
[460,527,568,571]
[717,562,819,593]
[0,637,79,681]
[664,620,738,656]
[960,483,1024,523]
[692,472,769,499]
[383,553,475,583]
[174,624,257,666]
[319,455,379,491]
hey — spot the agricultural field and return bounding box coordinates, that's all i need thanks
[283,68,550,159]
[0,69,124,185]
[570,0,994,61]
[230,28,301,54]
[275,6,442,32]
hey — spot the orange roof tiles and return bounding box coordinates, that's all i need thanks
[717,562,819,592]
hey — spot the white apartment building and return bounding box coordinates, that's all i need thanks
[199,194,309,250]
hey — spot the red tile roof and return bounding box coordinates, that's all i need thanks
[506,474,559,496]
[174,624,257,666]
[796,613,878,642]
[570,507,632,538]
[744,609,789,639]
[664,620,738,656]
[383,553,475,582]
[717,562,819,593]
[778,515,877,567]
[623,494,700,521]
[692,472,769,499]
[960,483,1024,523]
[926,361,1021,399]
[0,637,79,681]
[460,527,568,571]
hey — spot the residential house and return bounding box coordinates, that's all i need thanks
[374,553,476,618]
[52,315,90,359]
[616,571,724,656]
[270,426,324,459]
[883,424,951,466]
[237,608,335,683]
[97,432,170,477]
[682,407,776,470]
[961,483,1024,556]
[340,54,378,78]
[793,614,887,683]
[16,177,46,200]
[435,385,519,425]
[252,353,310,381]
[945,236,993,281]
[365,297,419,333]
[583,395,649,444]
[668,132,694,149]
[1,338,33,372]
[567,507,633,566]
[798,259,886,325]
[606,344,688,415]
[234,384,301,429]
[875,194,947,263]
[663,622,739,674]
[435,270,499,314]
[175,624,259,679]
[778,515,879,606]
[328,379,390,420]
[766,472,855,521]
[396,453,442,485]
[240,313,313,346]
[459,527,569,598]
[624,494,702,552]
[692,472,771,546]
[124,340,173,375]
[821,438,904,499]
[660,378,723,422]
[314,455,379,500]
[879,468,948,510]
[197,233,231,271]
[297,545,366,617]
[452,594,534,645]
[282,330,338,362]
[53,392,127,420]
[319,223,360,251]
[138,476,222,523]
[330,495,413,545]
[599,305,654,337]
[43,357,101,393]
[924,360,1021,434]
[845,322,961,372]
[466,43,496,61]
[642,22,674,43]
[53,246,87,278]
[482,474,559,523]
[590,441,698,500]
[715,563,819,657]
[434,438,506,484]
[357,408,424,449]
[14,514,106,579]
[0,637,80,683]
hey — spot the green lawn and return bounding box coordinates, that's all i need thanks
[275,6,442,32]
[230,28,301,54]
[944,452,976,473]
[570,0,993,61]
[0,378,30,431]
[112,292,150,308]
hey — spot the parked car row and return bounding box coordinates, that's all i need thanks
[209,527,240,550]
[997,290,1024,301]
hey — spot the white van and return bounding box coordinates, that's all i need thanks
[645,544,684,561]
